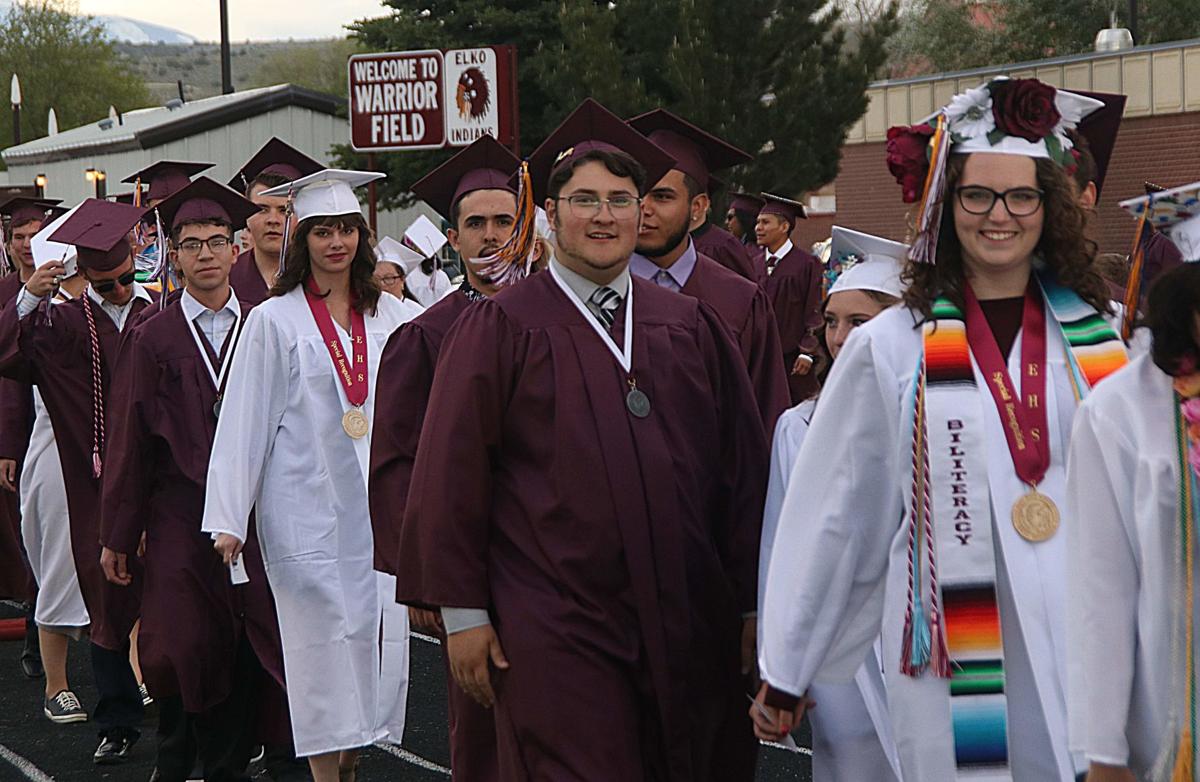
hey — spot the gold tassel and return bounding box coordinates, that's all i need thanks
[1120,204,1150,342]
[476,161,537,288]
[1171,730,1193,782]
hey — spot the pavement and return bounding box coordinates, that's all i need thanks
[0,602,812,781]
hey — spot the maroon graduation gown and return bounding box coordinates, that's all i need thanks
[396,271,767,781]
[0,272,34,601]
[228,250,272,308]
[692,222,762,284]
[0,294,149,647]
[99,301,286,724]
[763,245,823,404]
[683,254,789,436]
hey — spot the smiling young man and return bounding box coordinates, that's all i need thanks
[98,177,289,782]
[0,199,154,764]
[394,99,769,781]
[627,109,788,437]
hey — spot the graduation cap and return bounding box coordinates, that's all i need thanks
[259,168,384,222]
[403,214,448,258]
[109,191,141,205]
[31,203,81,278]
[153,176,262,234]
[375,235,425,276]
[729,192,765,214]
[410,136,520,223]
[1072,90,1126,199]
[122,161,214,203]
[1119,181,1200,260]
[759,192,806,223]
[526,98,676,205]
[827,226,907,299]
[0,197,62,227]
[229,137,324,192]
[626,108,751,191]
[48,198,148,271]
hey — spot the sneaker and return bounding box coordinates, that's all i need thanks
[43,690,87,724]
[139,682,153,707]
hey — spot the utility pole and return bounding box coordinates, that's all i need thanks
[10,75,20,146]
[219,0,233,95]
[1128,0,1138,45]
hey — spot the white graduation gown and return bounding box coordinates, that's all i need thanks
[201,287,416,757]
[405,266,452,308]
[760,303,1086,782]
[20,388,89,629]
[1066,353,1192,777]
[761,398,901,782]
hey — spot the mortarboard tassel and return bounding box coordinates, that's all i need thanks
[909,113,951,266]
[476,161,537,288]
[81,294,105,478]
[277,193,295,279]
[1121,198,1153,342]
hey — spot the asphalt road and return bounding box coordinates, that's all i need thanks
[0,603,812,781]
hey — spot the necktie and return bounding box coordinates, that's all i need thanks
[588,286,622,329]
[653,269,680,292]
[766,255,780,276]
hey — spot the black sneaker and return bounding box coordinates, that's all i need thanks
[93,733,137,765]
[43,689,87,724]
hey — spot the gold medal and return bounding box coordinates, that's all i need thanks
[1012,489,1059,542]
[342,408,369,439]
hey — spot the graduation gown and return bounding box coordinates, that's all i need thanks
[763,245,823,404]
[0,271,34,602]
[760,303,1094,782]
[407,266,453,308]
[0,292,149,646]
[201,286,416,757]
[682,254,789,436]
[99,298,286,719]
[1065,353,1188,776]
[692,222,762,284]
[229,249,272,308]
[396,270,768,781]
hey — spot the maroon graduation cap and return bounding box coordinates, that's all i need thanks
[109,191,141,205]
[527,98,676,205]
[759,192,806,223]
[1074,90,1126,200]
[48,198,148,271]
[626,108,751,191]
[410,135,520,221]
[121,161,214,203]
[0,197,63,227]
[729,192,765,214]
[229,137,324,192]
[154,176,262,234]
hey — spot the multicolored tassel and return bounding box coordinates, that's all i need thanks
[475,161,538,288]
[909,113,951,266]
[1121,199,1152,342]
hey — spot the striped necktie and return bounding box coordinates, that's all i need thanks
[588,286,622,328]
[766,254,780,276]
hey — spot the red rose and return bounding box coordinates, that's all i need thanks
[990,79,1060,143]
[886,123,934,204]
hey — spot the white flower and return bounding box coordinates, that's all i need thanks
[945,84,995,140]
[1053,90,1090,137]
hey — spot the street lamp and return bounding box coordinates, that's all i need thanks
[85,168,107,198]
[33,173,46,198]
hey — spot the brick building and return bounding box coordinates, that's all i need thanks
[792,38,1200,257]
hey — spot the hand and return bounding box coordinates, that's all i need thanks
[1085,763,1137,782]
[446,623,510,709]
[213,533,244,566]
[741,617,756,676]
[0,459,17,492]
[408,607,444,633]
[101,546,132,586]
[748,681,813,742]
[791,354,814,376]
[137,531,146,559]
[24,261,65,299]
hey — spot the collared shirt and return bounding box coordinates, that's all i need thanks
[181,288,240,356]
[16,280,151,331]
[628,238,698,292]
[765,239,794,264]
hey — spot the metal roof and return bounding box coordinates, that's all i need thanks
[2,83,344,166]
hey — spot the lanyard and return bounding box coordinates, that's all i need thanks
[303,278,368,407]
[184,297,243,394]
[549,263,633,373]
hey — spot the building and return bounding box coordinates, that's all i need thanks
[794,37,1200,257]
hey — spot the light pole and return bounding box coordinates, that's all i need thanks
[219,0,233,95]
[10,74,20,146]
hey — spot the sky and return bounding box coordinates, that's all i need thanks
[75,0,387,41]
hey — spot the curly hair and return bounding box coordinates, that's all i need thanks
[902,154,1111,320]
[270,213,381,314]
[1148,263,1200,377]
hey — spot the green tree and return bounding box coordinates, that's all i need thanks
[248,38,362,101]
[338,0,898,207]
[0,0,149,151]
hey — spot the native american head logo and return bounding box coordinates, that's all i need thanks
[455,67,491,122]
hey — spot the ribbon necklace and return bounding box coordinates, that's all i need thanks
[302,277,369,438]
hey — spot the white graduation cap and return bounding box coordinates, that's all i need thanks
[31,203,81,279]
[827,226,907,298]
[403,214,448,257]
[259,168,385,222]
[375,235,424,276]
[1119,181,1200,261]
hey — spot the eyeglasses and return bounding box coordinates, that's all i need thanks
[175,236,233,256]
[955,186,1044,217]
[556,193,641,220]
[90,270,136,294]
[375,274,404,286]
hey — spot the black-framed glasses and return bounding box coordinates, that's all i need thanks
[556,193,641,220]
[175,236,233,256]
[955,186,1045,217]
[91,270,136,294]
[375,274,404,286]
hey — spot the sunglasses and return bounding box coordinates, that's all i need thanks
[90,270,136,294]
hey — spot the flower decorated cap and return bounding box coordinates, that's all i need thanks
[827,226,907,299]
[1119,182,1200,261]
[888,77,1104,265]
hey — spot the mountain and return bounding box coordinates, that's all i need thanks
[95,15,196,45]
